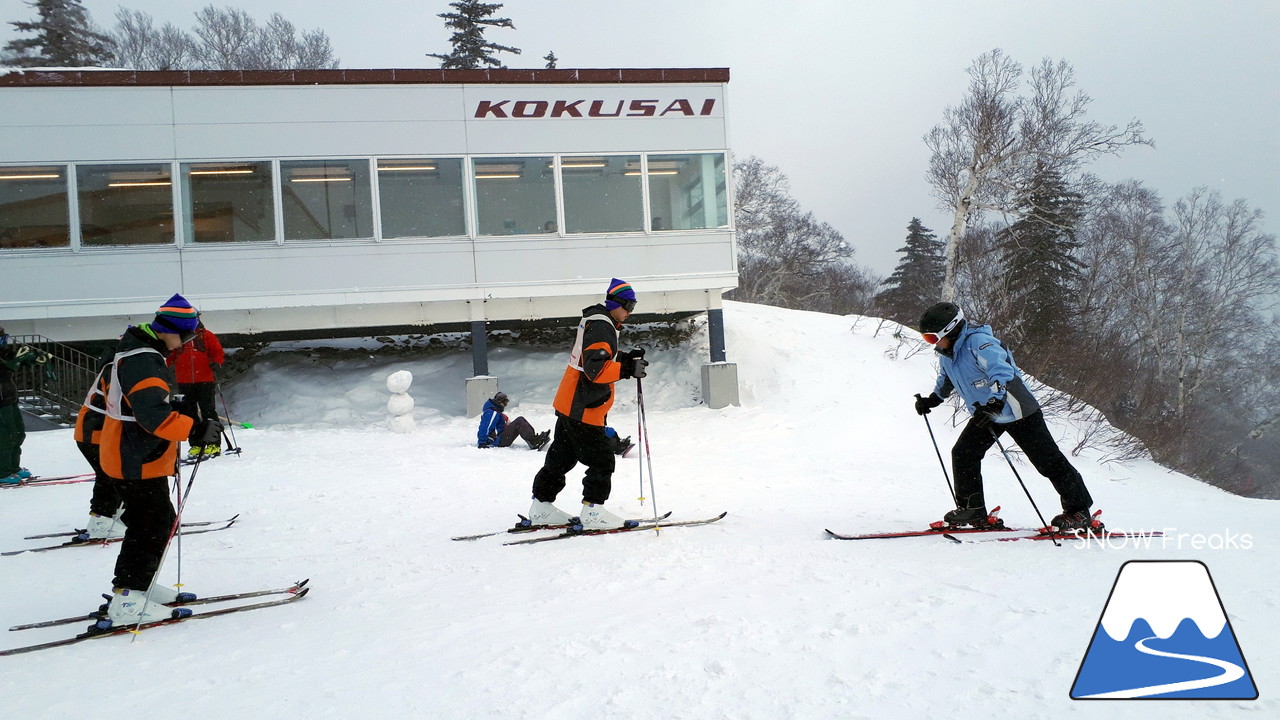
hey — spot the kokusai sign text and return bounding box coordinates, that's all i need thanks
[474,98,717,119]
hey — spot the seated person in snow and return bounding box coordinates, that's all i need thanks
[477,392,550,450]
[604,426,633,456]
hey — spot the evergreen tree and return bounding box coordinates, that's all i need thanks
[543,50,557,69]
[874,218,945,325]
[3,0,111,67]
[425,1,520,69]
[994,163,1084,369]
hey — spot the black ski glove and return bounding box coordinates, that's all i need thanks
[972,397,1006,429]
[619,348,648,379]
[914,393,944,416]
[192,418,224,447]
[620,355,648,379]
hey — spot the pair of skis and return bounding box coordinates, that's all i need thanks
[4,516,240,556]
[2,580,310,656]
[452,511,728,545]
[826,525,1162,543]
[0,472,95,489]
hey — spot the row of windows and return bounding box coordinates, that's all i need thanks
[0,153,729,249]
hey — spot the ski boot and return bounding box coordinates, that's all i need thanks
[932,505,1005,530]
[75,511,127,542]
[1049,509,1105,535]
[86,586,196,635]
[525,499,575,527]
[577,502,639,531]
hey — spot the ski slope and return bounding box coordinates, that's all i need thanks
[1,301,1274,718]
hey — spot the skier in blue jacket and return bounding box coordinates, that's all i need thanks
[477,392,549,450]
[912,302,1099,533]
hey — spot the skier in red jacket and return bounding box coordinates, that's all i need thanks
[167,322,225,458]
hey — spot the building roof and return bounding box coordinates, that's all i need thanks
[0,67,730,88]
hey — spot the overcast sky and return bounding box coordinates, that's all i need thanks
[2,0,1277,276]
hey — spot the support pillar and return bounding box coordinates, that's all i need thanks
[701,291,739,409]
[465,305,496,417]
[708,307,727,363]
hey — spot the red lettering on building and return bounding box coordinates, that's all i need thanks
[473,99,716,119]
[513,100,549,118]
[628,100,658,117]
[660,99,694,116]
[552,100,584,118]
[474,100,509,118]
[588,100,624,117]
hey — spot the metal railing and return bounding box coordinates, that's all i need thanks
[7,334,98,426]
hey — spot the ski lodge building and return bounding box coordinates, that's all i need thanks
[0,67,739,410]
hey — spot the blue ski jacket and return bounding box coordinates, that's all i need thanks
[476,398,507,447]
[932,322,1040,424]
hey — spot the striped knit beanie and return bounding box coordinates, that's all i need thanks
[604,278,637,311]
[153,293,200,335]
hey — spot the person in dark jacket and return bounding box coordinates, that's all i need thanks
[168,322,225,458]
[525,278,648,530]
[477,392,550,450]
[72,343,126,539]
[913,302,1099,533]
[0,326,51,484]
[90,294,223,633]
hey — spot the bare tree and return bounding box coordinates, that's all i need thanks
[107,8,196,70]
[108,5,339,71]
[925,49,1150,299]
[730,156,858,309]
[190,5,255,69]
[246,14,337,70]
[1163,188,1280,416]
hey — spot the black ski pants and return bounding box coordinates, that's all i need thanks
[497,416,537,447]
[76,440,122,517]
[532,415,615,505]
[111,477,176,591]
[951,409,1093,514]
[179,382,218,441]
[0,403,24,476]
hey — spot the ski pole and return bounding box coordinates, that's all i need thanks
[636,381,646,506]
[215,380,239,450]
[981,409,1060,548]
[636,377,660,527]
[916,394,957,505]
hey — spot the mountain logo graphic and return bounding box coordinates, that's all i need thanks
[1071,560,1258,700]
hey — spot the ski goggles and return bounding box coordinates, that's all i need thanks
[921,311,964,345]
[612,297,637,313]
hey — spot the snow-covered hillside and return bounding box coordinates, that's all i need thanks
[2,301,1274,718]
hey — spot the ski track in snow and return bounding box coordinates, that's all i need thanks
[0,302,1274,719]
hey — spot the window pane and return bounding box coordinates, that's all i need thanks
[183,161,275,244]
[281,159,373,241]
[0,166,69,249]
[646,153,729,231]
[377,158,465,238]
[473,156,555,236]
[78,164,174,246]
[562,156,642,234]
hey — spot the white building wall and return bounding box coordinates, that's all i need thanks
[0,74,736,341]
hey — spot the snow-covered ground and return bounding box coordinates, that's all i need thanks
[2,301,1274,718]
